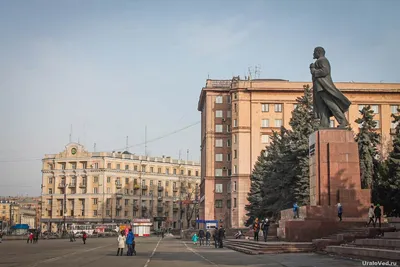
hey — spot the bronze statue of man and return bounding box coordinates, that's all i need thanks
[310,47,351,128]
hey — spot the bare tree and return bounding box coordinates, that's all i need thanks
[179,176,199,229]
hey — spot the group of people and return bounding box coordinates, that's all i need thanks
[367,204,383,228]
[116,228,136,256]
[252,218,270,242]
[192,225,226,248]
[27,231,40,244]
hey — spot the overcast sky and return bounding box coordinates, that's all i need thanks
[0,0,399,197]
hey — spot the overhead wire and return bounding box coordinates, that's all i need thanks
[0,121,201,163]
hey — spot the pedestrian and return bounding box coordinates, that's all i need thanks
[337,203,343,222]
[198,228,205,246]
[213,228,219,248]
[192,233,199,245]
[218,225,225,248]
[82,232,87,244]
[253,218,260,241]
[293,203,299,219]
[0,231,3,243]
[117,231,126,256]
[366,204,375,227]
[126,228,136,256]
[374,204,382,228]
[261,219,270,242]
[28,232,33,244]
[34,231,39,244]
[205,230,211,246]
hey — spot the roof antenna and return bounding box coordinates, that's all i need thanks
[94,143,96,152]
[69,125,72,143]
[145,126,148,157]
[126,136,129,152]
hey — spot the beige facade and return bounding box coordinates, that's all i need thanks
[41,143,200,232]
[198,78,400,228]
[0,201,20,226]
[19,208,36,228]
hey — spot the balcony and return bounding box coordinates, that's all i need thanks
[133,205,139,211]
[157,206,163,212]
[157,196,163,202]
[173,204,179,211]
[116,183,122,189]
[116,205,122,210]
[116,192,123,198]
[141,206,147,211]
[142,185,148,190]
[79,183,87,188]
[134,184,140,190]
[173,187,178,192]
[69,182,76,187]
[58,183,66,188]
[158,186,164,191]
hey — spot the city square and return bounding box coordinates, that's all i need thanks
[0,236,363,267]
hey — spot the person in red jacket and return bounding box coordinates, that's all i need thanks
[82,232,87,244]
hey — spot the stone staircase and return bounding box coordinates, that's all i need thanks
[325,230,400,261]
[224,239,315,255]
[313,225,395,250]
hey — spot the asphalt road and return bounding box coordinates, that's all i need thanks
[0,236,363,267]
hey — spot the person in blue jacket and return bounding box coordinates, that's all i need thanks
[126,229,136,256]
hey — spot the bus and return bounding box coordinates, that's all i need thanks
[70,224,95,236]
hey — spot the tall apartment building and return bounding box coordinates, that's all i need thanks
[41,143,200,232]
[198,78,400,228]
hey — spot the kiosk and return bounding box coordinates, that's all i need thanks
[132,218,152,237]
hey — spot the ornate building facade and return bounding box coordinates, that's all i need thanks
[198,78,400,228]
[41,143,200,232]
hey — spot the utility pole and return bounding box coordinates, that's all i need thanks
[145,126,147,157]
[63,184,69,236]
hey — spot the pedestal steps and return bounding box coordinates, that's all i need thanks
[224,239,315,255]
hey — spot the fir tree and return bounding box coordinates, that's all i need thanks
[385,111,400,216]
[355,105,380,189]
[245,150,268,224]
[288,84,319,205]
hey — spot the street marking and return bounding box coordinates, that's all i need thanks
[143,238,162,267]
[29,244,112,267]
[183,242,220,267]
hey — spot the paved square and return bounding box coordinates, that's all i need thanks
[0,236,364,267]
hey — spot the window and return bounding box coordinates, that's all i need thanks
[48,188,53,194]
[134,165,138,171]
[391,105,399,113]
[150,167,154,173]
[215,184,223,193]
[234,150,237,159]
[93,177,98,183]
[215,125,223,133]
[166,168,169,174]
[125,178,129,184]
[233,134,237,144]
[48,177,53,184]
[233,181,237,192]
[188,170,192,176]
[233,119,237,127]
[293,104,298,110]
[125,199,129,205]
[227,153,231,161]
[93,187,98,194]
[227,139,231,147]
[195,171,199,176]
[215,139,223,147]
[141,165,146,172]
[215,200,223,208]
[71,163,76,169]
[125,165,129,170]
[234,93,238,100]
[358,104,366,111]
[233,165,238,174]
[371,105,379,114]
[180,169,184,175]
[215,169,223,177]
[107,187,111,193]
[158,168,161,174]
[215,154,223,162]
[261,135,269,144]
[116,164,120,170]
[227,95,231,103]
[227,110,231,118]
[274,104,282,112]
[216,96,223,104]
[94,210,98,216]
[234,103,237,112]
[275,119,283,127]
[330,120,335,128]
[107,177,111,183]
[227,169,232,176]
[234,197,237,208]
[261,119,269,128]
[227,125,231,132]
[373,120,380,128]
[173,169,177,175]
[150,180,154,186]
[93,199,98,205]
[261,104,269,112]
[216,110,223,118]
[227,199,231,208]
